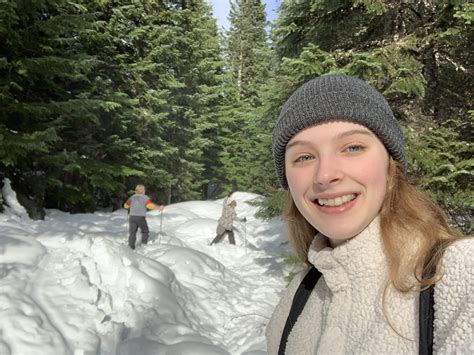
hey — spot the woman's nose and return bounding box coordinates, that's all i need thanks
[313,155,343,188]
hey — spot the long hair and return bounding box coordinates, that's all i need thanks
[283,158,460,291]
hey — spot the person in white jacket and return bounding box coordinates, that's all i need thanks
[210,195,238,245]
[266,74,473,354]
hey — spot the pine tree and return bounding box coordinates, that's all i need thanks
[0,0,144,213]
[105,0,225,203]
[227,0,269,104]
[218,0,276,195]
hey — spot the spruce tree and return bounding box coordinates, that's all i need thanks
[218,0,276,195]
[0,0,143,213]
[105,0,225,203]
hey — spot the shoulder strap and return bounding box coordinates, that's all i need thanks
[278,266,321,355]
[419,264,436,355]
[419,285,434,355]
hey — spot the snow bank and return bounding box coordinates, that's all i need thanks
[0,190,291,354]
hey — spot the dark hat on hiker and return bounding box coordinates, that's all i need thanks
[272,74,406,189]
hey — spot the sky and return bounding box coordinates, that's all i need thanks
[0,178,298,354]
[208,0,281,30]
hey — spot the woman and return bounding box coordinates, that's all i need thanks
[266,74,473,354]
[124,184,164,250]
[210,195,238,245]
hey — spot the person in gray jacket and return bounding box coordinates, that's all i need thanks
[124,184,164,250]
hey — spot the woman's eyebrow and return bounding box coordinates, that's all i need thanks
[286,140,313,151]
[335,129,374,139]
[286,129,373,151]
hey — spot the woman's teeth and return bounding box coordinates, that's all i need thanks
[317,194,356,207]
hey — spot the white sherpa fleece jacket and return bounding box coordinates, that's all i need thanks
[266,218,474,354]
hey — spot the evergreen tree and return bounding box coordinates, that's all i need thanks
[0,0,227,212]
[228,0,269,104]
[166,1,225,202]
[218,0,276,195]
[0,0,143,213]
[104,0,225,203]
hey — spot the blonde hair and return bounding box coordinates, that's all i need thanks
[283,158,460,291]
[135,184,145,194]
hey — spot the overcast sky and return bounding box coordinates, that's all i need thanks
[207,0,280,30]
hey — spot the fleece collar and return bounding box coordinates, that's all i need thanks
[307,217,388,293]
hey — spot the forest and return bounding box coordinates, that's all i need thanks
[0,0,472,234]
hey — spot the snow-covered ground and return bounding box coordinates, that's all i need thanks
[0,180,296,355]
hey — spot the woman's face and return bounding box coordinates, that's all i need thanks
[285,121,389,246]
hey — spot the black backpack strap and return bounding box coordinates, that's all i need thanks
[278,266,322,355]
[419,285,435,355]
[419,261,436,355]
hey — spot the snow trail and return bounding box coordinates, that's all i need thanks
[0,191,292,354]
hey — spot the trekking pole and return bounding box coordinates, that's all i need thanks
[158,208,164,245]
[126,208,130,246]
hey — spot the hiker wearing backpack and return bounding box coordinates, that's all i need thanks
[265,74,473,354]
[124,184,164,250]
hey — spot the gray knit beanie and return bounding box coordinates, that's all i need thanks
[272,74,406,189]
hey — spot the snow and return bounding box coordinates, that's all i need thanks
[1,178,28,219]
[0,181,298,354]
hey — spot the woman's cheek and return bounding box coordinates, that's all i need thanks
[286,168,307,192]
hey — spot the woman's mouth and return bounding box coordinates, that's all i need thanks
[315,194,357,207]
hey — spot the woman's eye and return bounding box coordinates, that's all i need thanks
[344,145,363,153]
[294,154,313,163]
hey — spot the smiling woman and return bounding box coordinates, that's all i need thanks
[285,121,390,246]
[266,74,473,355]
